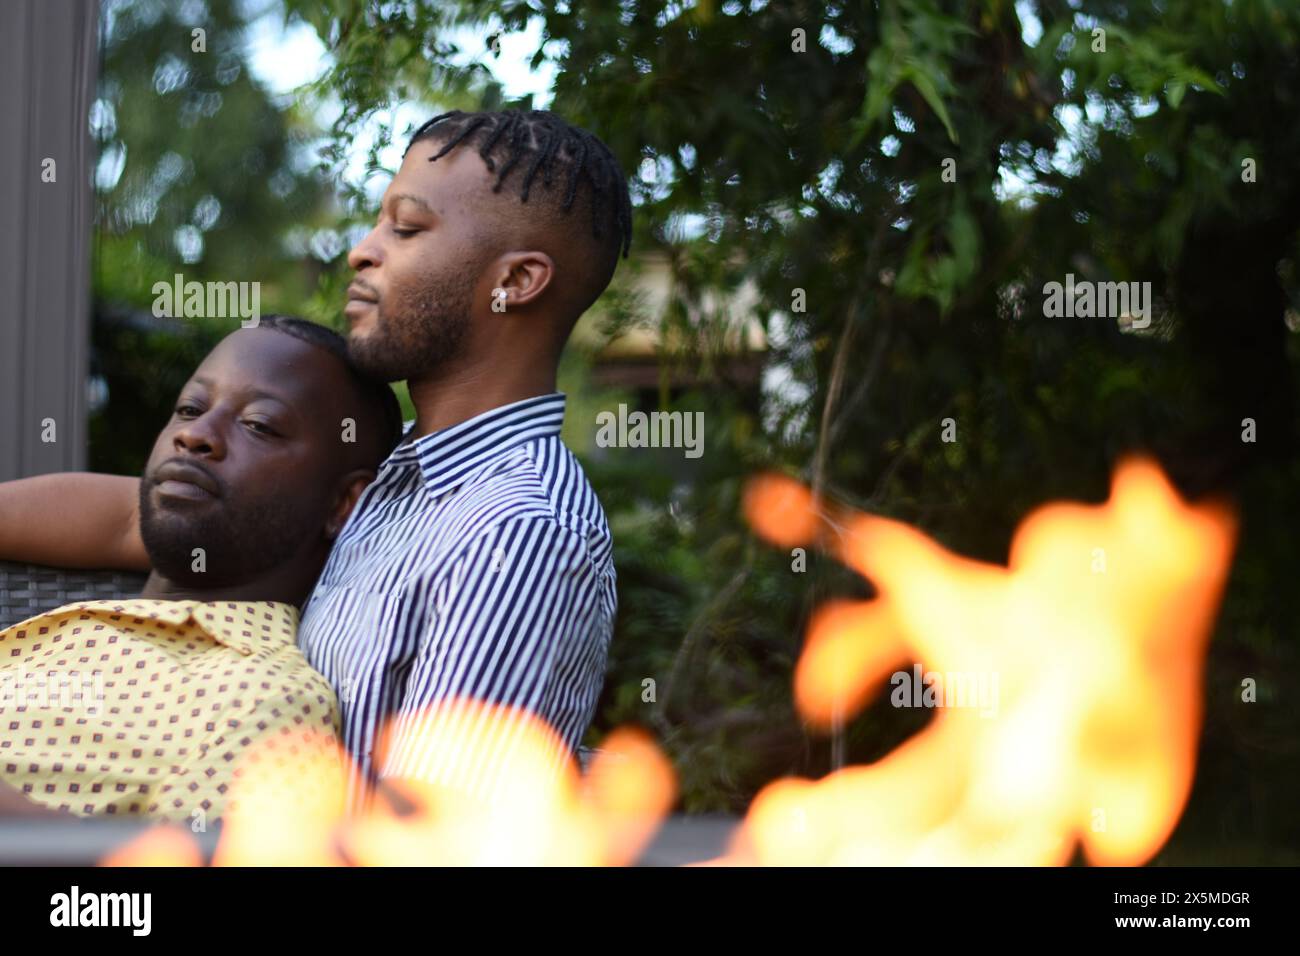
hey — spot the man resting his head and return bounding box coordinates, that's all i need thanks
[0,316,401,821]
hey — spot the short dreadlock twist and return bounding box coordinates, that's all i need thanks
[405,109,632,261]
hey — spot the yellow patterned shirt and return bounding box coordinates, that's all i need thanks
[0,599,340,823]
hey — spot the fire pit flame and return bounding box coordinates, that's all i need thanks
[732,456,1236,866]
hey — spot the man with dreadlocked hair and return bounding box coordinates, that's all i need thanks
[2,109,633,812]
[341,109,632,394]
[307,108,634,807]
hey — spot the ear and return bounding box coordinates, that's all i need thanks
[488,250,555,310]
[324,469,375,541]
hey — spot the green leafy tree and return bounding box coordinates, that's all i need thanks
[91,0,339,473]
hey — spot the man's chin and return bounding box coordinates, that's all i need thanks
[346,310,377,338]
[346,336,404,383]
[345,318,373,347]
[141,511,217,563]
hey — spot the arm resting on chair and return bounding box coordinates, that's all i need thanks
[0,474,147,571]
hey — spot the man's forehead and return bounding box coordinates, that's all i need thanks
[194,330,332,404]
[207,326,307,363]
[387,142,497,207]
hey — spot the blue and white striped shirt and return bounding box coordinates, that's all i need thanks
[298,393,616,807]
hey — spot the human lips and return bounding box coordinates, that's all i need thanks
[346,282,378,305]
[152,459,221,500]
[345,283,378,322]
[346,281,378,301]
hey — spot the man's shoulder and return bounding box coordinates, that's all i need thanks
[2,598,172,635]
[445,434,604,520]
[437,436,612,567]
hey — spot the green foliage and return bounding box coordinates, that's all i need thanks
[529,0,1299,859]
[96,0,334,296]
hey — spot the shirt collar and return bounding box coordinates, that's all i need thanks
[50,599,299,657]
[387,392,567,499]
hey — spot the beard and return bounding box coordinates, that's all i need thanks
[347,266,477,383]
[139,480,313,588]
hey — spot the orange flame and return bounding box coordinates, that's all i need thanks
[212,728,351,866]
[100,825,202,867]
[94,702,677,866]
[339,703,675,866]
[733,456,1236,866]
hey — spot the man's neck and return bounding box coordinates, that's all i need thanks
[139,564,319,607]
[406,354,557,439]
